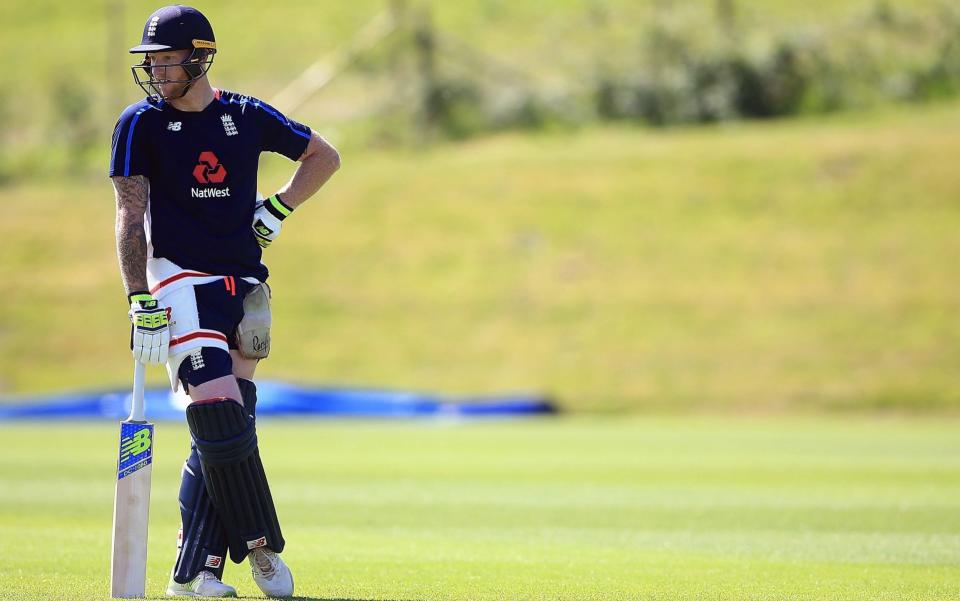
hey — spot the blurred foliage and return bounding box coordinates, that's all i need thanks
[2,0,960,181]
[591,1,960,126]
[51,80,99,176]
[0,92,10,185]
[356,0,960,141]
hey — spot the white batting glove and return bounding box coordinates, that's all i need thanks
[128,292,170,364]
[253,193,293,249]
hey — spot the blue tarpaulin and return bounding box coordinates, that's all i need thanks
[0,381,556,421]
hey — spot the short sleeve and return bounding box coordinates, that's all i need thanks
[109,103,151,178]
[252,99,312,161]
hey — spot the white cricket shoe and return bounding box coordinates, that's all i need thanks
[166,570,238,597]
[249,548,294,598]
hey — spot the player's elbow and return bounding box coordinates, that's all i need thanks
[326,150,341,177]
[304,132,340,173]
[327,144,341,173]
[318,135,341,173]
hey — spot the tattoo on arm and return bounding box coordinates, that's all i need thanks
[112,175,150,296]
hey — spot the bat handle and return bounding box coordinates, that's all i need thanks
[129,360,147,422]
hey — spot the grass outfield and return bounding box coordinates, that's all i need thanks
[0,416,958,600]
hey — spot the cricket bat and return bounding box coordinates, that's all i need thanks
[110,361,154,598]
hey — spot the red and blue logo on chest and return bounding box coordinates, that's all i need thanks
[193,151,227,184]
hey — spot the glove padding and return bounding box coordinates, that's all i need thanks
[129,292,170,365]
[252,193,293,249]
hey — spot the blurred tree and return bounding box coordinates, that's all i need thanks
[52,80,97,175]
[716,0,737,35]
[0,91,9,185]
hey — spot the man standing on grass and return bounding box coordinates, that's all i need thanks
[110,5,340,597]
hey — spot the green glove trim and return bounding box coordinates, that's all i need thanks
[129,292,159,311]
[134,310,168,328]
[127,290,167,348]
[265,194,293,220]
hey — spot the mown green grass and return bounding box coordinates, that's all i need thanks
[2,102,959,410]
[0,417,958,600]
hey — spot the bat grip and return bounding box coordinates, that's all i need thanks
[129,360,147,422]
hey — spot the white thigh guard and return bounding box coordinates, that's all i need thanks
[158,283,230,392]
[236,282,272,359]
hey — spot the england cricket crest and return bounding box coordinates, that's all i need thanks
[117,423,154,480]
[221,114,238,136]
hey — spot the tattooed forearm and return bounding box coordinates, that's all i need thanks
[112,175,150,296]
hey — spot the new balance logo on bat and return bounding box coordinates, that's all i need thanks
[120,428,152,461]
[117,423,154,479]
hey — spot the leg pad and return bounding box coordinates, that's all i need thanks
[173,445,227,583]
[186,399,284,563]
[237,378,258,419]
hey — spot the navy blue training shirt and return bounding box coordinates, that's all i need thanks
[109,89,311,281]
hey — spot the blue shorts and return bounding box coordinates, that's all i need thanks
[158,275,257,391]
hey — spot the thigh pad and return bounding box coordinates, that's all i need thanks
[236,283,271,359]
[178,347,233,390]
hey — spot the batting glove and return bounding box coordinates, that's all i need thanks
[128,292,170,365]
[253,193,293,249]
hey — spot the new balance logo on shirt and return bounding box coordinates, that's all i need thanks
[169,116,237,135]
[109,88,313,281]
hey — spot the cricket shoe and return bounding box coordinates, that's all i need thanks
[249,548,294,597]
[166,570,238,597]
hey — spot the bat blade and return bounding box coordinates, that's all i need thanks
[110,421,154,598]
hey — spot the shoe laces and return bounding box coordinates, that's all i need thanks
[252,550,277,578]
[191,570,217,590]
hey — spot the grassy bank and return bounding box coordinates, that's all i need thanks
[2,102,959,411]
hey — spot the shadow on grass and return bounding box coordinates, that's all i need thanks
[232,598,423,601]
[267,598,423,601]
